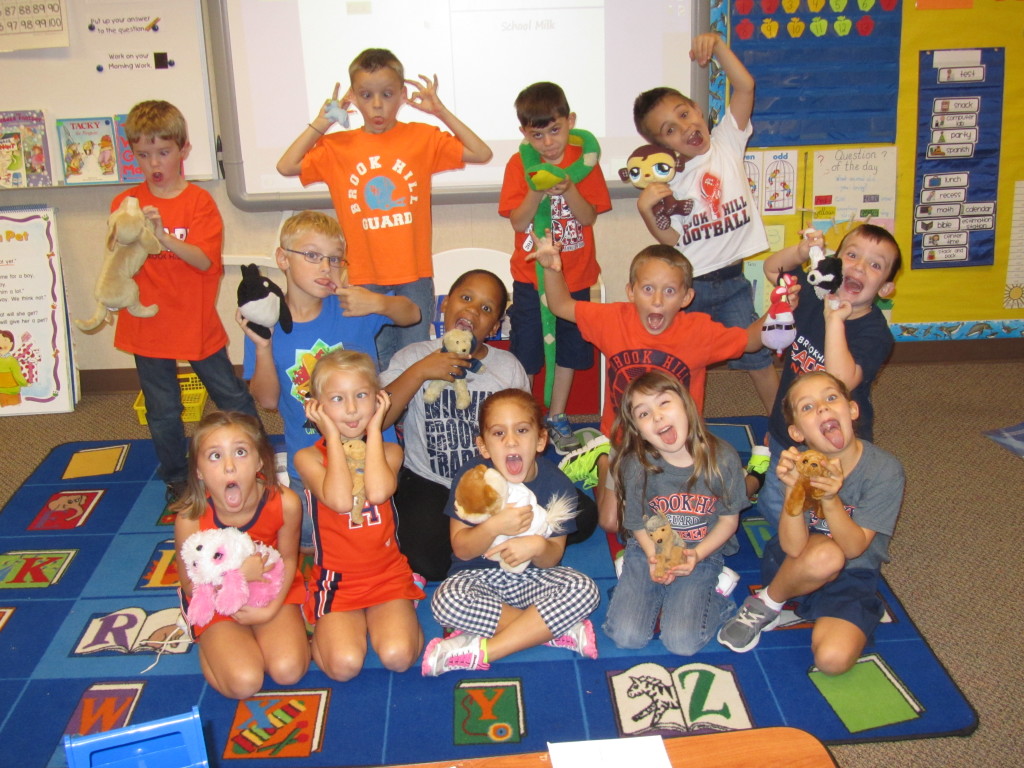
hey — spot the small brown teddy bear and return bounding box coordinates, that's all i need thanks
[644,512,688,581]
[783,449,833,518]
[342,438,367,524]
[422,329,485,410]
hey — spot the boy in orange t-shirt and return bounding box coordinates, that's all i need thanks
[499,82,611,450]
[109,100,257,504]
[277,48,492,367]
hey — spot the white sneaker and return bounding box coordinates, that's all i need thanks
[716,566,740,597]
[421,633,489,676]
[546,619,598,659]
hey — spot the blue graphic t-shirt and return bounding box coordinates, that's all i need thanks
[243,298,389,480]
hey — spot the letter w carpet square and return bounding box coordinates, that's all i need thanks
[0,420,974,767]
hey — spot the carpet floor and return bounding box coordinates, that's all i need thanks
[0,415,976,767]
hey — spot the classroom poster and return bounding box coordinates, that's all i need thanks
[812,145,898,242]
[912,48,1003,269]
[763,150,797,216]
[744,151,763,212]
[0,207,77,415]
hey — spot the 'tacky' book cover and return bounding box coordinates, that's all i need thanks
[56,116,118,184]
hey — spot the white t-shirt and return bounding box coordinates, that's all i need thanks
[381,339,529,487]
[667,112,768,276]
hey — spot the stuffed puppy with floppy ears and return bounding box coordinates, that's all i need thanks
[619,145,694,230]
[237,263,292,339]
[453,464,576,573]
[342,438,367,525]
[179,527,284,627]
[422,329,486,410]
[806,242,844,301]
[75,196,164,331]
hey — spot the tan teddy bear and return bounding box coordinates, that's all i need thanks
[422,329,485,410]
[783,448,833,518]
[644,512,687,581]
[342,438,367,524]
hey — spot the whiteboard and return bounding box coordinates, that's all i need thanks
[0,0,215,182]
[209,0,708,211]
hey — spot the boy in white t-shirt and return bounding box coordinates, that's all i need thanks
[632,33,777,415]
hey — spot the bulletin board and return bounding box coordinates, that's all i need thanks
[0,0,215,183]
[731,0,903,148]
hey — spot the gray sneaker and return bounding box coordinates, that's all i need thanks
[717,594,781,653]
[546,413,582,455]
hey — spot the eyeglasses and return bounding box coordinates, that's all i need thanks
[281,247,346,268]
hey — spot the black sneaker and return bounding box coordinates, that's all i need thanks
[165,480,188,506]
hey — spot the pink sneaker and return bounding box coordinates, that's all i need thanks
[546,619,598,659]
[412,572,427,608]
[421,633,490,676]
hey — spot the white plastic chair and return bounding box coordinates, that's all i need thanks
[431,247,513,295]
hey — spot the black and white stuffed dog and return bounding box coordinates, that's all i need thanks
[237,263,292,339]
[806,244,844,301]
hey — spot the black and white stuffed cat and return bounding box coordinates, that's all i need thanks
[237,263,292,339]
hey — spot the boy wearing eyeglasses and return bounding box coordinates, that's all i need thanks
[240,210,419,548]
[110,100,258,508]
[277,48,492,368]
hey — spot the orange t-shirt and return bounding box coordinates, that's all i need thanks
[182,486,306,637]
[299,122,465,286]
[575,302,748,435]
[110,184,227,360]
[499,144,611,292]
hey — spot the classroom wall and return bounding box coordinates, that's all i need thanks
[10,1,1021,375]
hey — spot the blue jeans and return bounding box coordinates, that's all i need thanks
[360,277,434,370]
[688,268,771,371]
[136,348,257,485]
[756,435,787,530]
[603,538,734,656]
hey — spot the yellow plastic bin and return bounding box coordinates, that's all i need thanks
[133,373,209,425]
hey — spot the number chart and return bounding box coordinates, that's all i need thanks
[0,1,67,50]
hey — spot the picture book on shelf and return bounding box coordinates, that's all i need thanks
[0,129,24,188]
[0,110,52,187]
[114,113,143,183]
[56,116,118,184]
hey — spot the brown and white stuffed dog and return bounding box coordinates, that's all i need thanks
[343,438,367,524]
[453,464,575,573]
[75,196,163,331]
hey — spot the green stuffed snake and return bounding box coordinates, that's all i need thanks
[519,128,600,407]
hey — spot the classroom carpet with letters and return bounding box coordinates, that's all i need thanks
[0,419,975,767]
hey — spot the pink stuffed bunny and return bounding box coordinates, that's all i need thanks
[179,527,284,626]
